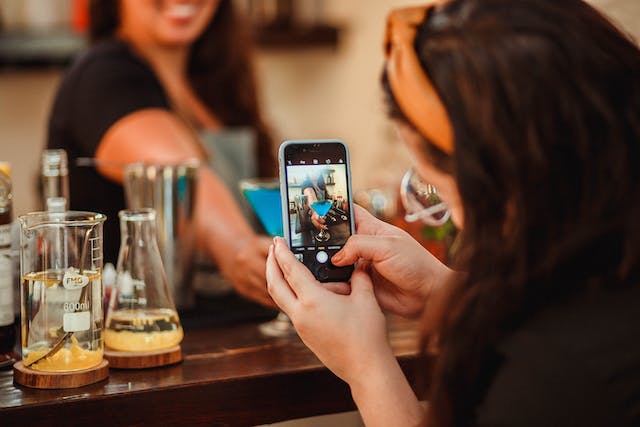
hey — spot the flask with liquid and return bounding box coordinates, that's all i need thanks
[0,162,16,367]
[105,209,183,353]
[18,210,106,372]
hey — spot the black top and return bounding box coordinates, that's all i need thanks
[47,39,171,263]
[476,284,640,426]
[301,173,329,201]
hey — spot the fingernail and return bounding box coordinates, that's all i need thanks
[268,244,274,255]
[273,236,279,245]
[332,252,342,263]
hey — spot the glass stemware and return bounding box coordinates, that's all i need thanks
[239,178,296,337]
[310,199,333,242]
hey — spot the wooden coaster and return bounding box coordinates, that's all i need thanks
[104,345,182,369]
[13,360,109,389]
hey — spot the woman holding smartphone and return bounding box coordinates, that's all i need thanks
[266,0,640,425]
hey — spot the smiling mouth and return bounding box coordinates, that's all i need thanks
[166,3,197,20]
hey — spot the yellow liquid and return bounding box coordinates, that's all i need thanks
[23,335,103,372]
[22,269,102,287]
[22,269,103,372]
[105,309,183,352]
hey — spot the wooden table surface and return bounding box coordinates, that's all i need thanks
[0,315,424,427]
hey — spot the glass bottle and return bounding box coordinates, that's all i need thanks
[105,209,183,352]
[41,149,69,211]
[0,162,16,367]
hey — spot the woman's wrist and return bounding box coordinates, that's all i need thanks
[420,257,455,300]
[348,345,398,392]
[349,347,423,427]
[217,233,256,275]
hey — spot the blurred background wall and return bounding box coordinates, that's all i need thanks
[1,0,639,218]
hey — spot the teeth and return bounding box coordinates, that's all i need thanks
[168,4,196,19]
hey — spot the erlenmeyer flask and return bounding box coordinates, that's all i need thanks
[105,209,183,352]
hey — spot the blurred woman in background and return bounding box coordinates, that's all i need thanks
[47,0,276,306]
[267,0,640,425]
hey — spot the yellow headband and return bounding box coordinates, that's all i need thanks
[384,3,454,154]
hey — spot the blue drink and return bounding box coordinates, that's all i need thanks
[239,179,293,337]
[311,200,332,217]
[310,200,333,242]
[240,180,283,237]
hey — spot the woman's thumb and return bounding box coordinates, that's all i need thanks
[350,267,374,296]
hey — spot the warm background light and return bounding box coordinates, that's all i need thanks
[1,0,638,218]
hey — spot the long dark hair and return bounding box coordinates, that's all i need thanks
[384,0,640,425]
[88,0,275,177]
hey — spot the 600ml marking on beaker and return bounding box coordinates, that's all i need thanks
[64,301,89,312]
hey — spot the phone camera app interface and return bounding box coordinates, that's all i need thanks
[286,162,351,277]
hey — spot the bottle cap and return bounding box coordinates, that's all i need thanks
[0,161,11,178]
[0,161,12,207]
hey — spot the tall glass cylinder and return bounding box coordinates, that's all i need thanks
[105,209,183,352]
[19,211,105,372]
[41,149,69,211]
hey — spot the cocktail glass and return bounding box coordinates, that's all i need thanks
[240,179,284,238]
[239,179,295,337]
[310,200,333,242]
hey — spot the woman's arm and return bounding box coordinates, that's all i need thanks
[350,351,424,427]
[267,238,425,427]
[96,109,274,306]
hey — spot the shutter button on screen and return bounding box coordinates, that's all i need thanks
[316,250,329,264]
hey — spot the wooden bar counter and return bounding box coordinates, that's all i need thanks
[0,312,424,427]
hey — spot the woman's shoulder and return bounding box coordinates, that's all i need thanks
[48,38,170,155]
[51,37,169,120]
[476,284,640,426]
[65,38,157,85]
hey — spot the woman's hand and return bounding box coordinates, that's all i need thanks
[310,211,328,230]
[225,235,276,307]
[266,237,391,385]
[266,237,424,427]
[332,205,453,318]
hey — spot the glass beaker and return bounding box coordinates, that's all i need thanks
[105,209,183,352]
[19,211,106,372]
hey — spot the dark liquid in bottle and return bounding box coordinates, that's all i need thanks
[0,209,16,367]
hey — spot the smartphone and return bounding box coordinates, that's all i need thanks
[279,139,355,282]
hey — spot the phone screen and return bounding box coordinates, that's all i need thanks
[281,141,354,282]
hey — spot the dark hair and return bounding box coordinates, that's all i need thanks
[89,0,275,177]
[384,0,640,425]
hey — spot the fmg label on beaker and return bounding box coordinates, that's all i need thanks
[62,268,89,289]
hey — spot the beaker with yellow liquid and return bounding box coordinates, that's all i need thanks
[16,211,108,387]
[104,209,183,367]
